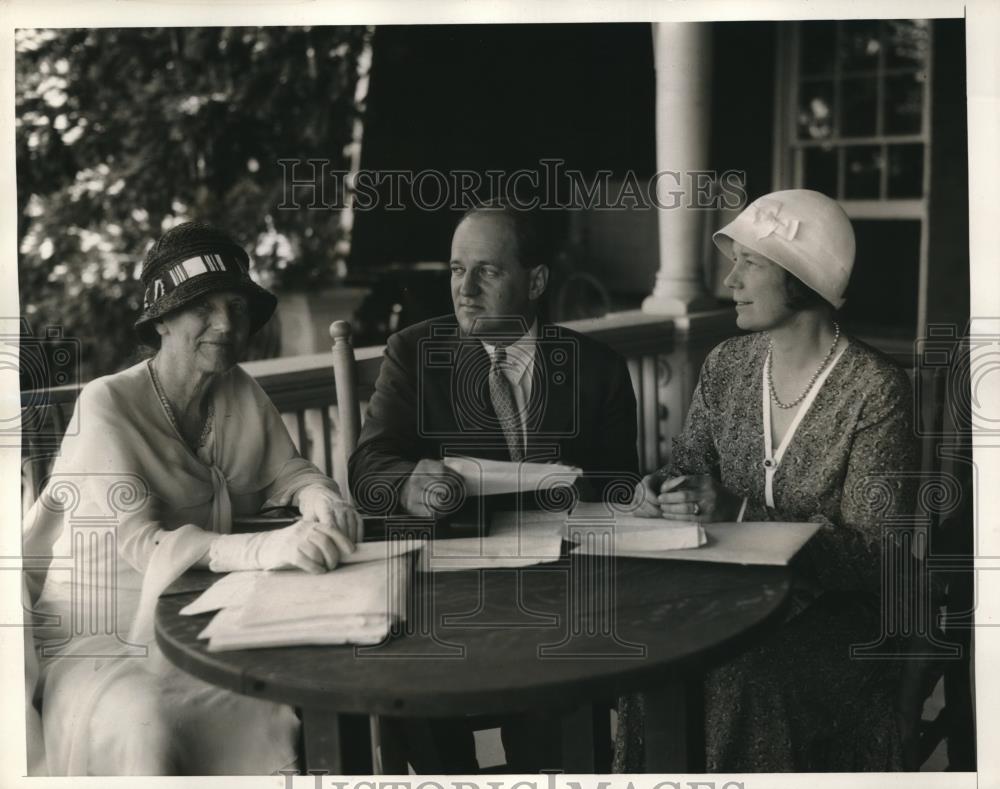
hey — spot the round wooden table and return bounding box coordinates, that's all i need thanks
[156,553,791,773]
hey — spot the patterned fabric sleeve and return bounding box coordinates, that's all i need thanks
[797,366,919,594]
[664,344,724,481]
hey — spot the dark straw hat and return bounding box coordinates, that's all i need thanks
[134,221,277,344]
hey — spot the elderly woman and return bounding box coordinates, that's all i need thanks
[616,190,918,772]
[24,222,363,775]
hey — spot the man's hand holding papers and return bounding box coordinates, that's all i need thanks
[442,456,582,497]
[400,458,466,517]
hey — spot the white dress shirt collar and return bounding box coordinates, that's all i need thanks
[481,319,539,387]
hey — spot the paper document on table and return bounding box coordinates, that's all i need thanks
[443,456,581,496]
[238,558,405,623]
[490,504,705,553]
[568,517,707,554]
[179,538,422,616]
[196,557,408,651]
[605,521,821,565]
[198,606,391,650]
[563,501,705,552]
[179,540,417,651]
[180,570,259,616]
[339,538,425,565]
[489,509,568,537]
[196,557,407,651]
[426,532,563,572]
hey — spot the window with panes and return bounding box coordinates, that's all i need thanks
[775,20,932,341]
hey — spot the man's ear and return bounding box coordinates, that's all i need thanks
[528,264,549,301]
[154,320,168,337]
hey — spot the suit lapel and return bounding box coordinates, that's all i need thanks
[436,321,577,463]
[451,337,511,461]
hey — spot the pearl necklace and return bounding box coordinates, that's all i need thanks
[766,323,841,410]
[148,359,214,449]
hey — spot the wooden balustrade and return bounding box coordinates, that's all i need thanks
[19,309,740,510]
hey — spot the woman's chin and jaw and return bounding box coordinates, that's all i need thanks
[196,340,240,372]
[157,336,244,380]
[733,300,769,332]
[733,301,755,331]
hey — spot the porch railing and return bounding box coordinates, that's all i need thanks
[20,309,739,510]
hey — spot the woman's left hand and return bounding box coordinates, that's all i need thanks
[296,485,364,546]
[656,474,742,522]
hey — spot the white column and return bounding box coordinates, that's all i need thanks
[642,22,717,315]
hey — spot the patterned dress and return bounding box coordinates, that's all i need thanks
[614,332,918,772]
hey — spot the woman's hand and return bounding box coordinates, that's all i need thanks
[631,473,666,518]
[209,517,356,574]
[256,519,354,573]
[656,474,742,522]
[296,484,364,545]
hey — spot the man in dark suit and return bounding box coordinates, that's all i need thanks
[349,202,638,771]
[350,204,638,517]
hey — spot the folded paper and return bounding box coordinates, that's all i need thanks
[443,456,581,496]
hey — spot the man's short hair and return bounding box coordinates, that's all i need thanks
[456,199,548,270]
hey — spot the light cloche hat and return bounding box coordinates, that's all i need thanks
[712,189,855,309]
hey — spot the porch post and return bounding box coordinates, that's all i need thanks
[642,22,717,315]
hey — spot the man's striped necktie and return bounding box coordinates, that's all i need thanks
[489,345,525,462]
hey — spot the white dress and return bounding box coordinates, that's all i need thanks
[23,361,341,775]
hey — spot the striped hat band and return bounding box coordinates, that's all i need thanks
[142,253,247,309]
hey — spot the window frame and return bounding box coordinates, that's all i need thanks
[772,19,934,339]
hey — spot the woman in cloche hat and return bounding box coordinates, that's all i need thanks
[619,190,919,771]
[24,222,362,775]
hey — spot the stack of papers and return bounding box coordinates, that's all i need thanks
[489,503,706,555]
[563,501,706,553]
[569,516,708,554]
[484,507,819,565]
[425,531,563,572]
[557,503,819,564]
[443,457,582,496]
[489,509,568,536]
[180,540,420,651]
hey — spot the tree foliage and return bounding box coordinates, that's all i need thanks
[16,26,370,381]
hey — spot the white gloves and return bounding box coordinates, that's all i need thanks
[209,485,362,574]
[295,484,364,543]
[209,519,354,574]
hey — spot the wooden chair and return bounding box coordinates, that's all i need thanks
[330,319,396,772]
[916,348,976,771]
[896,358,976,770]
[329,320,362,504]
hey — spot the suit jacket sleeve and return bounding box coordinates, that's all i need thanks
[348,331,421,514]
[582,350,639,502]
